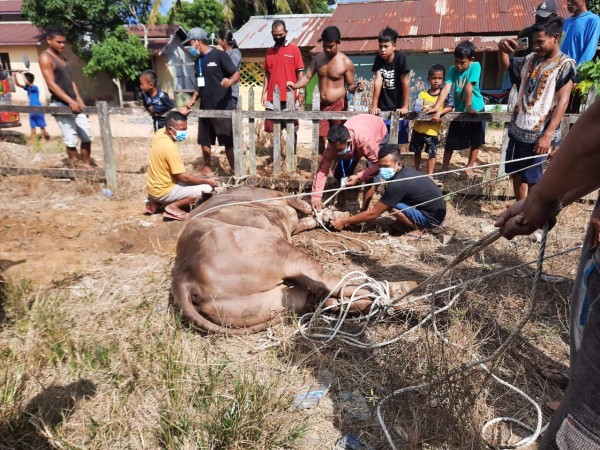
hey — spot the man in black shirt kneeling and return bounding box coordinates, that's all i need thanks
[331,144,446,237]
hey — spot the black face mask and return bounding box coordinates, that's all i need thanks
[273,36,286,46]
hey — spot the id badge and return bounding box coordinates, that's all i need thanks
[340,177,349,188]
[197,77,205,87]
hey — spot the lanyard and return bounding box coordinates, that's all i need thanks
[340,158,353,178]
[197,48,211,76]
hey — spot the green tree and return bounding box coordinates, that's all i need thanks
[168,0,224,35]
[83,27,150,107]
[223,0,330,29]
[590,0,600,15]
[21,0,149,57]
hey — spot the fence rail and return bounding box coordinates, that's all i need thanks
[1,85,596,194]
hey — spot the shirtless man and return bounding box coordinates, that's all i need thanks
[288,26,363,155]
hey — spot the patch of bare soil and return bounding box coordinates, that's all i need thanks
[0,119,592,449]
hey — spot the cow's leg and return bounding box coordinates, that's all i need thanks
[192,284,315,328]
[293,217,318,234]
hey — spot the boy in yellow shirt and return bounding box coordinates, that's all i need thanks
[409,64,454,178]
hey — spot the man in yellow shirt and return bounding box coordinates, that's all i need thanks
[146,111,218,220]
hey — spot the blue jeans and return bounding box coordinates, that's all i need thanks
[394,203,431,229]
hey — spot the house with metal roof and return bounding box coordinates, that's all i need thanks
[307,0,570,94]
[0,0,116,105]
[234,14,331,108]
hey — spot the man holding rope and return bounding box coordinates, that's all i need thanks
[495,98,600,449]
[331,144,445,238]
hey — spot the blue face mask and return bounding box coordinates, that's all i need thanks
[337,145,351,156]
[187,45,200,58]
[170,127,187,142]
[379,167,396,180]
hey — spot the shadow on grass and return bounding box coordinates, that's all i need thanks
[0,379,97,450]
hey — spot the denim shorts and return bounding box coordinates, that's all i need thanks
[409,130,439,157]
[504,136,546,184]
[29,113,47,129]
[394,202,432,229]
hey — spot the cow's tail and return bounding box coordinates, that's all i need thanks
[170,280,270,335]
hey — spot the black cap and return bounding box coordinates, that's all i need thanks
[535,0,558,18]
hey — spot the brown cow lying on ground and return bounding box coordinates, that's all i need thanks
[171,187,411,334]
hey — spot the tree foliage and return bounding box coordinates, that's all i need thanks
[168,0,224,35]
[21,0,148,57]
[223,0,329,29]
[83,27,150,81]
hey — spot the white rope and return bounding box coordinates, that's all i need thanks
[190,153,547,220]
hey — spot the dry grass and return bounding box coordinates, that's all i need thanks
[0,128,593,449]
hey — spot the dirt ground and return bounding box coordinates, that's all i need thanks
[0,114,593,449]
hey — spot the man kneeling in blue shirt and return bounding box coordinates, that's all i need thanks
[331,144,446,238]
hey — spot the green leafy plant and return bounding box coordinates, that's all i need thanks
[575,57,600,98]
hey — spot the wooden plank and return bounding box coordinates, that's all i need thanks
[498,85,519,177]
[273,86,282,175]
[96,101,117,192]
[311,88,320,175]
[248,87,256,176]
[232,94,244,177]
[0,166,106,180]
[584,86,597,111]
[388,110,399,145]
[285,89,295,172]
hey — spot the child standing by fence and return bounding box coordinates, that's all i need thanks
[409,64,453,180]
[139,69,174,132]
[430,40,485,178]
[13,72,48,142]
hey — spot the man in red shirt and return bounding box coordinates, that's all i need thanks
[261,19,304,140]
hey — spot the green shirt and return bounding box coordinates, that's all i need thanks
[444,62,484,112]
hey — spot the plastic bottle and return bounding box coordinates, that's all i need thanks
[414,97,424,113]
[102,188,113,198]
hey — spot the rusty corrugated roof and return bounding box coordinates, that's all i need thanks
[0,0,23,14]
[235,14,332,50]
[336,34,516,53]
[128,24,181,39]
[308,0,570,51]
[0,22,41,45]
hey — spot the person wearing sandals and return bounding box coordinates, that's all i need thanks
[39,25,93,169]
[331,144,446,238]
[145,112,218,221]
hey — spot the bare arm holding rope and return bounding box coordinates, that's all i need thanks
[495,98,600,238]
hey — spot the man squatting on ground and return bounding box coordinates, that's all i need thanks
[146,111,218,221]
[310,114,388,212]
[495,96,600,450]
[331,144,446,237]
[289,26,363,155]
[498,17,575,201]
[183,27,240,176]
[262,19,304,144]
[39,25,94,169]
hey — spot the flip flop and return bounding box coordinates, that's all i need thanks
[541,369,570,388]
[163,209,189,221]
[402,230,427,240]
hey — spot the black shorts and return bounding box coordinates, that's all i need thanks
[409,130,439,157]
[445,121,485,152]
[198,117,233,147]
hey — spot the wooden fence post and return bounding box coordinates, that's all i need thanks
[248,87,256,176]
[273,86,282,175]
[311,87,320,174]
[584,86,597,111]
[285,89,295,172]
[96,101,117,192]
[498,85,519,177]
[388,111,399,145]
[232,94,244,177]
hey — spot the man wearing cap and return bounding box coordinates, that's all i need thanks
[183,27,240,176]
[506,1,561,89]
[289,26,363,156]
[310,113,387,211]
[561,0,600,66]
[330,144,446,238]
